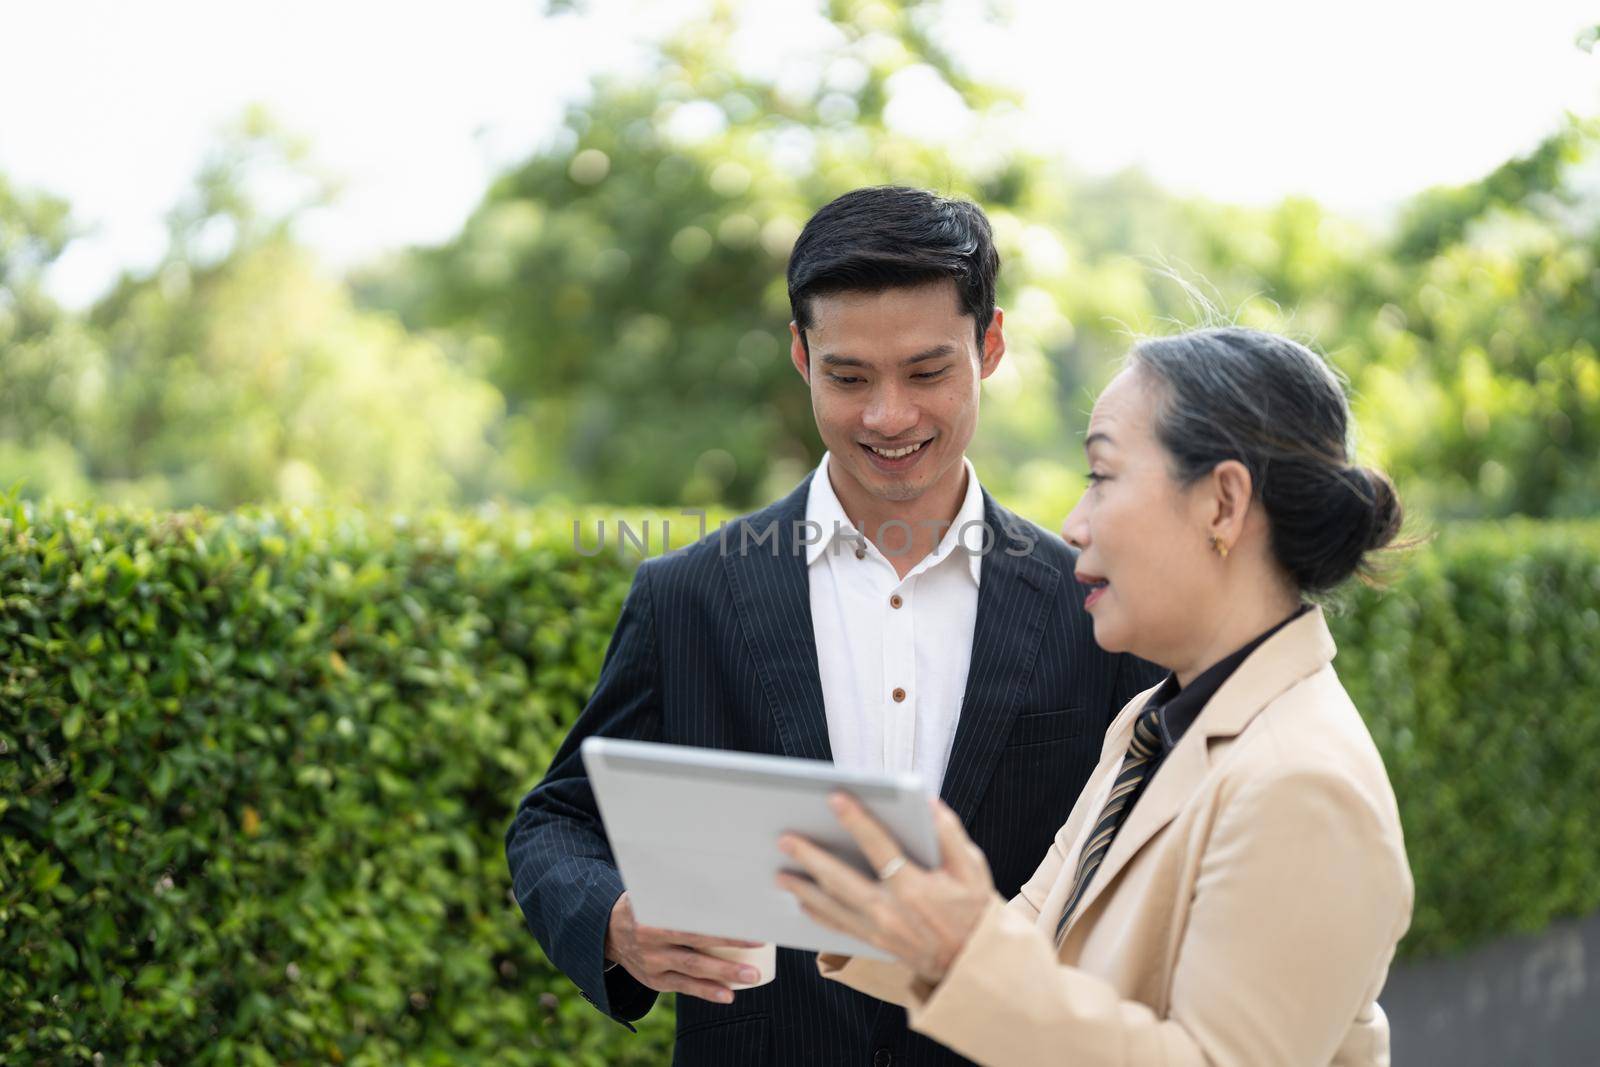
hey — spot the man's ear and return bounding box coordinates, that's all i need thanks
[978,308,1006,379]
[789,321,810,383]
[1206,459,1254,553]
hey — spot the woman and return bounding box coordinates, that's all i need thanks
[776,327,1413,1066]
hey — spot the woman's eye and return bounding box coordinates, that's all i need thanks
[1086,472,1108,485]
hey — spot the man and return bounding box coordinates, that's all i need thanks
[506,186,1163,1065]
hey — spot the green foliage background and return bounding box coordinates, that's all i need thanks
[1,1,1597,520]
[3,498,1598,1062]
[3,0,1599,1060]
[0,499,669,1064]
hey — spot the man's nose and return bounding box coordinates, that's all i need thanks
[862,383,919,437]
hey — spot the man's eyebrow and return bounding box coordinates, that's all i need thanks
[1084,431,1113,452]
[901,344,956,367]
[818,345,957,369]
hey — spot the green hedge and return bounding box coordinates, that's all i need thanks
[2,499,1598,1063]
[1332,519,1600,954]
[0,501,663,1065]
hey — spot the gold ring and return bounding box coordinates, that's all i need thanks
[876,855,908,881]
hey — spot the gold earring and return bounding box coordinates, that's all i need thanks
[1210,534,1229,560]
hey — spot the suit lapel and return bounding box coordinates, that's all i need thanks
[1060,607,1340,936]
[939,493,1062,824]
[722,476,832,762]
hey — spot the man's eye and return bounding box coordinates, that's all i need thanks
[828,375,863,385]
[1086,472,1108,484]
[912,368,948,381]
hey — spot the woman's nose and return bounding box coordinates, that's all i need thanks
[1061,497,1089,551]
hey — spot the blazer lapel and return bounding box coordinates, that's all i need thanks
[940,493,1062,824]
[1060,607,1340,937]
[1062,728,1208,936]
[721,476,832,762]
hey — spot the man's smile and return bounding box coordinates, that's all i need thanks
[859,436,934,472]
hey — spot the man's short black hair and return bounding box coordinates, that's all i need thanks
[786,186,1000,356]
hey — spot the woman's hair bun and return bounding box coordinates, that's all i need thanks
[1357,466,1404,554]
[1292,465,1405,593]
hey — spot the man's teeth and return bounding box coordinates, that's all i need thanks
[869,441,926,459]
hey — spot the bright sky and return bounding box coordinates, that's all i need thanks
[3,0,1596,307]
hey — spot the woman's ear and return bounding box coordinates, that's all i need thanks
[1207,459,1254,553]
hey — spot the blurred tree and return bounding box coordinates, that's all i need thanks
[0,175,106,500]
[4,4,1596,520]
[1340,119,1600,518]
[2,110,508,510]
[367,3,1600,520]
[1181,118,1600,519]
[363,0,1083,509]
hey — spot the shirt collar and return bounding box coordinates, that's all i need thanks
[1146,602,1317,752]
[804,452,986,586]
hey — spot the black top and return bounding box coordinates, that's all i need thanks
[1130,603,1314,803]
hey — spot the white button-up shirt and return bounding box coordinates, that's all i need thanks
[805,452,986,795]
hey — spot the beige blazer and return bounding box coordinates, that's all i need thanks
[819,607,1412,1066]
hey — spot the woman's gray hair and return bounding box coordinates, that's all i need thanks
[1128,327,1403,593]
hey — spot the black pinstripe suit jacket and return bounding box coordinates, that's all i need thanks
[506,474,1163,1065]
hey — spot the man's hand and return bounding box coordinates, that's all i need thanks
[604,891,767,1004]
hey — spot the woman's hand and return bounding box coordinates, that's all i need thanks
[777,793,998,986]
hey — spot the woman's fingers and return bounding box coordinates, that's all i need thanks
[776,871,873,942]
[827,792,908,876]
[779,829,879,909]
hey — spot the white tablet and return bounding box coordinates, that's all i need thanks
[581,737,941,960]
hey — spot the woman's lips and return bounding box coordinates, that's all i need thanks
[1075,572,1109,609]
